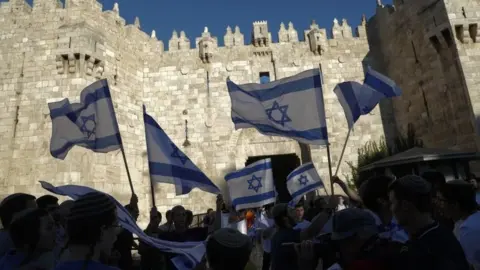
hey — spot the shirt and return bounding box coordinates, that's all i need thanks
[55,260,119,270]
[0,231,13,257]
[0,250,24,270]
[454,211,480,269]
[400,222,469,270]
[270,228,301,270]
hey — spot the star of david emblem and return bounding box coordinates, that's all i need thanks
[247,174,263,193]
[79,114,96,139]
[265,101,292,126]
[298,175,309,186]
[170,143,189,165]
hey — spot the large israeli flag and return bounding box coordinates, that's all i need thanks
[48,79,122,159]
[39,181,204,269]
[143,106,220,196]
[286,163,324,207]
[227,69,328,145]
[225,159,276,211]
[334,68,402,129]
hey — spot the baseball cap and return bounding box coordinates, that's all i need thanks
[331,208,378,241]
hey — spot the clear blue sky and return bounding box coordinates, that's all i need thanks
[3,0,393,46]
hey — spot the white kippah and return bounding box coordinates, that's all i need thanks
[211,228,250,248]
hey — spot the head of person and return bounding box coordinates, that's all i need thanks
[125,204,140,222]
[36,195,59,213]
[359,175,395,223]
[264,203,274,219]
[438,180,478,221]
[66,192,120,259]
[9,208,56,258]
[468,174,480,190]
[206,228,253,270]
[272,203,296,229]
[294,203,305,222]
[388,175,432,229]
[171,206,186,229]
[0,193,36,230]
[421,171,446,192]
[332,208,379,266]
[206,208,214,216]
[150,211,162,226]
[166,210,173,223]
[54,200,74,224]
[186,210,193,227]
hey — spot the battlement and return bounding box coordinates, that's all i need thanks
[0,0,368,56]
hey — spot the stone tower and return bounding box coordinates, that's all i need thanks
[0,0,385,221]
[368,0,480,154]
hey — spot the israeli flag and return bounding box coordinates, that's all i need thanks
[227,69,328,145]
[143,106,220,196]
[48,79,122,159]
[224,159,276,211]
[334,68,402,129]
[286,163,324,207]
[39,181,205,269]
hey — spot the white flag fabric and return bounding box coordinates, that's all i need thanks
[143,106,220,196]
[286,163,324,207]
[334,68,402,129]
[224,159,276,211]
[39,181,204,269]
[227,69,328,145]
[48,79,122,159]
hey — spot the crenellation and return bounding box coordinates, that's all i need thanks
[0,0,392,218]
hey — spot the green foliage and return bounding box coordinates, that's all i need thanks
[346,124,423,189]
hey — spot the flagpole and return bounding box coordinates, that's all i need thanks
[106,79,136,195]
[141,105,156,207]
[334,128,351,176]
[120,146,135,195]
[318,64,335,197]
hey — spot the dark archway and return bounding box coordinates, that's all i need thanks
[246,153,301,203]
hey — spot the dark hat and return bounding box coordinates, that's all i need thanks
[331,208,378,240]
[68,192,116,222]
[271,203,288,219]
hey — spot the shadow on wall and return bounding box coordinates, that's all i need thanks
[362,52,399,148]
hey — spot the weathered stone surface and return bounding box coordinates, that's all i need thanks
[368,0,480,155]
[0,0,386,224]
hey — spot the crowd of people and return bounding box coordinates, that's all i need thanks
[0,171,479,270]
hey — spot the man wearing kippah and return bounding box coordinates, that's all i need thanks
[388,175,469,270]
[206,228,255,270]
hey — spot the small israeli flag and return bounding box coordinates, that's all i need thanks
[225,159,276,211]
[48,79,122,159]
[143,106,220,196]
[227,69,328,145]
[334,68,402,129]
[286,163,324,207]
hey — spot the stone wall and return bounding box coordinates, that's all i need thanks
[368,0,479,152]
[0,0,386,222]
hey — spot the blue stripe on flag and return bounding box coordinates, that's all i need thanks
[227,74,322,102]
[50,133,121,158]
[149,162,217,186]
[287,163,315,181]
[49,85,111,120]
[232,117,328,141]
[290,181,324,199]
[364,71,397,97]
[225,162,272,181]
[337,82,362,123]
[232,191,276,206]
